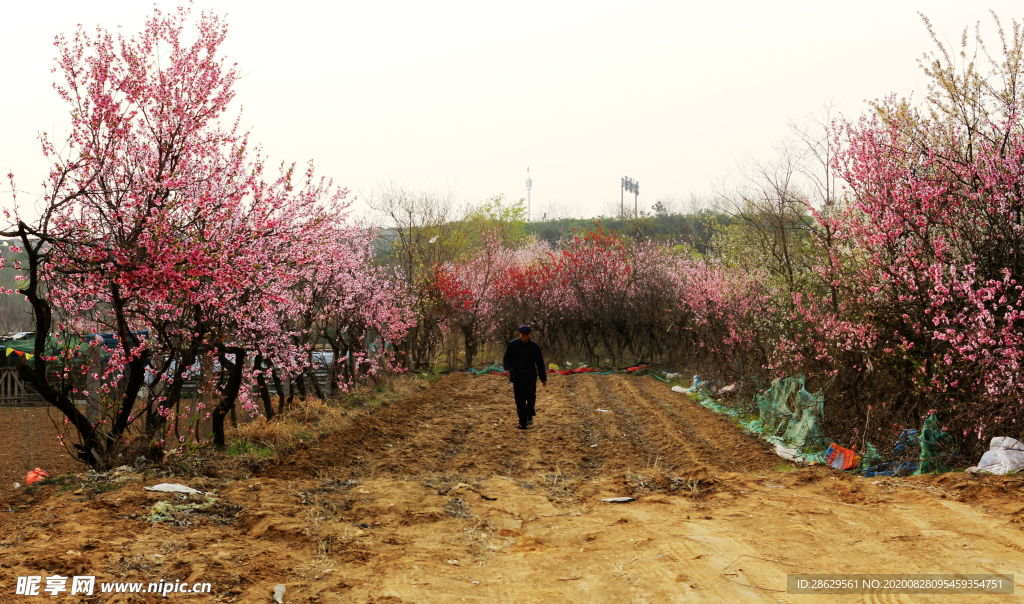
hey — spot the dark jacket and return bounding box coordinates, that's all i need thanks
[503,338,546,384]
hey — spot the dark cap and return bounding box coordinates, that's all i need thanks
[519,325,532,333]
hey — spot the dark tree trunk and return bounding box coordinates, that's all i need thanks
[462,323,477,369]
[147,318,205,440]
[211,347,246,448]
[306,365,324,400]
[254,354,275,420]
[108,284,151,440]
[271,367,287,414]
[148,352,191,440]
[286,376,296,410]
[340,337,353,385]
[144,354,173,434]
[10,226,106,466]
[328,341,341,394]
[305,347,325,400]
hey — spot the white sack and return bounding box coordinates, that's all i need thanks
[966,437,1024,475]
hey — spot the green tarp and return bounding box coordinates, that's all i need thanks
[0,333,89,367]
[689,375,828,464]
[683,373,950,474]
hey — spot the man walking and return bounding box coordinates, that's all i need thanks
[503,325,547,429]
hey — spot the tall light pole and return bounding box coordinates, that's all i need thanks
[526,167,533,222]
[621,176,639,218]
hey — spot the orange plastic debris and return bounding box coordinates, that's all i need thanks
[825,444,861,471]
[26,467,50,485]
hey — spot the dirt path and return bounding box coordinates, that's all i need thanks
[0,406,83,491]
[2,373,1024,603]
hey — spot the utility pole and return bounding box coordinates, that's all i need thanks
[526,167,532,222]
[621,176,639,218]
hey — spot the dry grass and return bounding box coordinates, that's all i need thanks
[534,467,590,515]
[297,538,338,580]
[421,472,484,495]
[346,372,423,409]
[462,516,502,564]
[609,555,643,586]
[225,373,422,459]
[876,477,962,501]
[671,477,707,496]
[443,497,473,519]
[229,397,344,452]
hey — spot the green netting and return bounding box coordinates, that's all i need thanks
[858,442,884,471]
[681,375,951,476]
[468,362,504,375]
[468,362,621,377]
[913,412,951,474]
[686,374,829,464]
[751,375,826,451]
[802,450,829,464]
[697,396,746,418]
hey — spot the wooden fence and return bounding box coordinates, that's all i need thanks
[0,367,45,407]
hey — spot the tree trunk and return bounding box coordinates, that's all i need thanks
[211,347,246,448]
[271,367,287,414]
[108,284,150,440]
[156,350,199,441]
[254,354,275,420]
[462,324,477,369]
[328,342,341,394]
[12,228,106,466]
[286,375,296,410]
[306,351,325,400]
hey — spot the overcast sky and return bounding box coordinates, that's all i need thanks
[2,1,1021,220]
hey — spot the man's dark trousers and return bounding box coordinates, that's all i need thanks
[504,336,545,427]
[513,382,536,427]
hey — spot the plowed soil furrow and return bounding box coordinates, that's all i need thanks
[558,377,606,475]
[263,375,462,479]
[611,377,778,474]
[564,374,657,474]
[629,378,779,472]
[7,372,1024,604]
[607,376,708,472]
[267,373,778,482]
